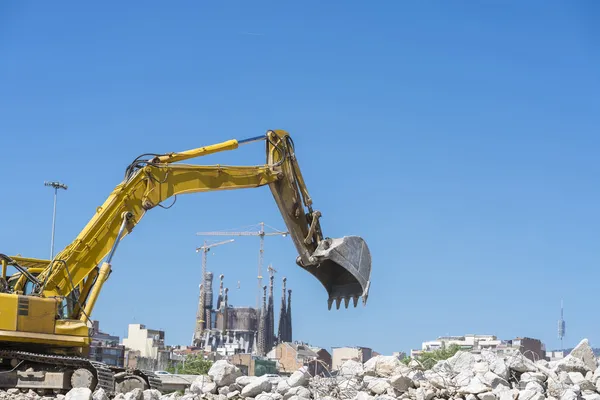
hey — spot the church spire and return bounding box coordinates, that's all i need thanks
[286,289,292,342]
[277,277,287,343]
[256,285,268,356]
[267,271,275,351]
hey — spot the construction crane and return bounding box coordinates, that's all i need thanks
[197,222,287,308]
[193,238,234,345]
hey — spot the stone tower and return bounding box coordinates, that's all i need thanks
[204,272,214,330]
[256,285,268,356]
[286,289,292,342]
[267,274,275,351]
[277,277,288,343]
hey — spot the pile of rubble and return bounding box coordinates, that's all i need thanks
[0,339,598,400]
[170,338,599,400]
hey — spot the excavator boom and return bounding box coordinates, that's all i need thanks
[0,129,372,394]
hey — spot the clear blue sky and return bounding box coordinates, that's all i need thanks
[1,1,598,355]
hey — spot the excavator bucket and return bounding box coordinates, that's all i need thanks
[304,236,371,310]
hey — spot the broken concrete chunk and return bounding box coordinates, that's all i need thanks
[458,376,491,395]
[524,381,544,394]
[209,360,243,388]
[364,356,401,377]
[477,392,496,400]
[569,339,597,372]
[283,387,310,400]
[66,389,92,400]
[555,355,590,374]
[241,377,272,398]
[390,375,414,392]
[518,390,544,400]
[92,389,109,400]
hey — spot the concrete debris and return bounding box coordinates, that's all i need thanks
[209,360,243,387]
[570,340,597,373]
[66,389,92,400]
[364,356,402,378]
[240,376,272,398]
[1,342,599,400]
[123,389,143,400]
[92,390,109,400]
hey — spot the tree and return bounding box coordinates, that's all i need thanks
[403,344,462,370]
[167,354,213,375]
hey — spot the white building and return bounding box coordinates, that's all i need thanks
[331,346,373,371]
[122,323,165,359]
[411,334,504,358]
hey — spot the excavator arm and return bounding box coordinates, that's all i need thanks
[32,130,371,320]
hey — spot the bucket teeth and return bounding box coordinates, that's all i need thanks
[329,295,363,310]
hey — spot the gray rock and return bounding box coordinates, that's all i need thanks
[453,371,475,387]
[447,351,478,374]
[372,396,396,400]
[341,360,366,378]
[593,368,600,384]
[493,389,517,400]
[583,394,600,400]
[477,393,496,400]
[143,390,162,400]
[191,375,217,395]
[555,355,590,374]
[466,394,479,400]
[409,370,426,382]
[569,339,597,372]
[227,391,240,399]
[480,351,509,381]
[353,393,374,400]
[66,388,93,400]
[241,377,272,398]
[458,376,491,395]
[257,394,282,400]
[560,389,579,400]
[125,389,144,400]
[287,370,310,388]
[219,387,230,396]
[8,389,21,396]
[236,376,257,388]
[474,362,490,375]
[364,356,401,378]
[366,378,391,395]
[93,389,109,400]
[518,390,544,400]
[415,388,435,400]
[506,355,536,373]
[390,375,414,392]
[521,373,546,384]
[524,382,544,394]
[209,361,243,387]
[283,387,310,400]
[597,379,600,393]
[481,372,509,390]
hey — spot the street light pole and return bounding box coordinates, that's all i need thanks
[44,181,68,259]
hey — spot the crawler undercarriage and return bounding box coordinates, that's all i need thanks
[0,349,161,395]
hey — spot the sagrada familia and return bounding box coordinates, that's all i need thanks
[192,272,292,356]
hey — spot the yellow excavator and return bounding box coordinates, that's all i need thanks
[0,130,372,394]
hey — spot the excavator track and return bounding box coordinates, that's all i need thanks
[0,350,160,394]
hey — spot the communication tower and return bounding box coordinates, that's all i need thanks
[558,299,566,350]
